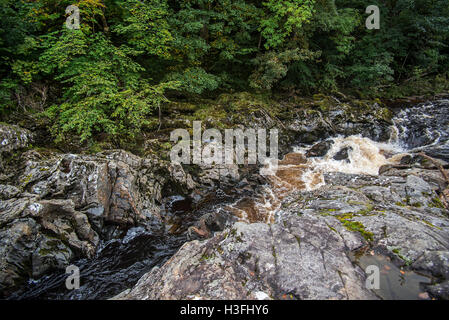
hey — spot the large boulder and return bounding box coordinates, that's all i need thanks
[122,218,376,300]
[15,150,193,235]
[0,148,196,295]
[122,168,449,300]
[0,124,33,155]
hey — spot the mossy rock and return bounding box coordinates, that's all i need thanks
[167,102,199,113]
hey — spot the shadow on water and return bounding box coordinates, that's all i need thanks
[9,228,185,300]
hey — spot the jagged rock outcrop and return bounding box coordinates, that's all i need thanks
[0,124,197,295]
[287,96,393,145]
[3,98,449,299]
[122,167,449,300]
[0,124,33,173]
[123,218,377,300]
[0,124,33,155]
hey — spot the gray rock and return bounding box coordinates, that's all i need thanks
[0,149,197,294]
[32,236,74,278]
[288,98,392,145]
[411,251,449,279]
[426,281,449,300]
[123,168,449,300]
[0,185,20,200]
[306,140,333,158]
[0,124,33,155]
[404,175,434,206]
[123,217,377,300]
[15,150,195,234]
[0,124,33,174]
[26,199,99,258]
[333,147,353,161]
[0,218,40,293]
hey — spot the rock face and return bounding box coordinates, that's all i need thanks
[124,219,376,300]
[0,124,33,155]
[0,124,33,173]
[333,147,352,161]
[122,167,449,300]
[306,140,333,158]
[392,99,449,162]
[287,96,393,145]
[0,125,196,295]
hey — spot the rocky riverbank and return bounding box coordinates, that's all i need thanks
[1,93,448,299]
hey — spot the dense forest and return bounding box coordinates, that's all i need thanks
[1,0,448,145]
[2,1,449,302]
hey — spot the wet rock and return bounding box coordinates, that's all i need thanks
[0,124,33,175]
[187,209,235,241]
[11,226,181,300]
[288,98,393,145]
[0,124,33,156]
[27,199,99,258]
[426,281,449,300]
[0,196,36,228]
[0,218,40,294]
[5,98,449,300]
[31,236,73,279]
[411,251,449,279]
[0,198,100,295]
[400,155,415,165]
[393,100,449,162]
[333,147,353,161]
[14,150,194,235]
[398,154,448,170]
[109,289,131,300]
[124,218,376,300]
[194,142,241,188]
[405,175,434,207]
[306,140,333,158]
[0,149,198,295]
[124,167,449,300]
[0,185,20,200]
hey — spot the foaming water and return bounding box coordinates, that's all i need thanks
[390,99,449,159]
[260,135,406,196]
[224,134,411,224]
[291,135,406,189]
[244,100,449,223]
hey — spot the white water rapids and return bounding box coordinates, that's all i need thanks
[229,99,449,224]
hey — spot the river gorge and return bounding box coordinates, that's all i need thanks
[1,94,448,300]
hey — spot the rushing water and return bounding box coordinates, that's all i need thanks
[250,99,449,224]
[10,99,449,300]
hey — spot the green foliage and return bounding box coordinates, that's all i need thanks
[40,29,179,141]
[166,67,220,94]
[1,0,449,141]
[260,0,316,49]
[113,0,173,58]
[250,48,321,90]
